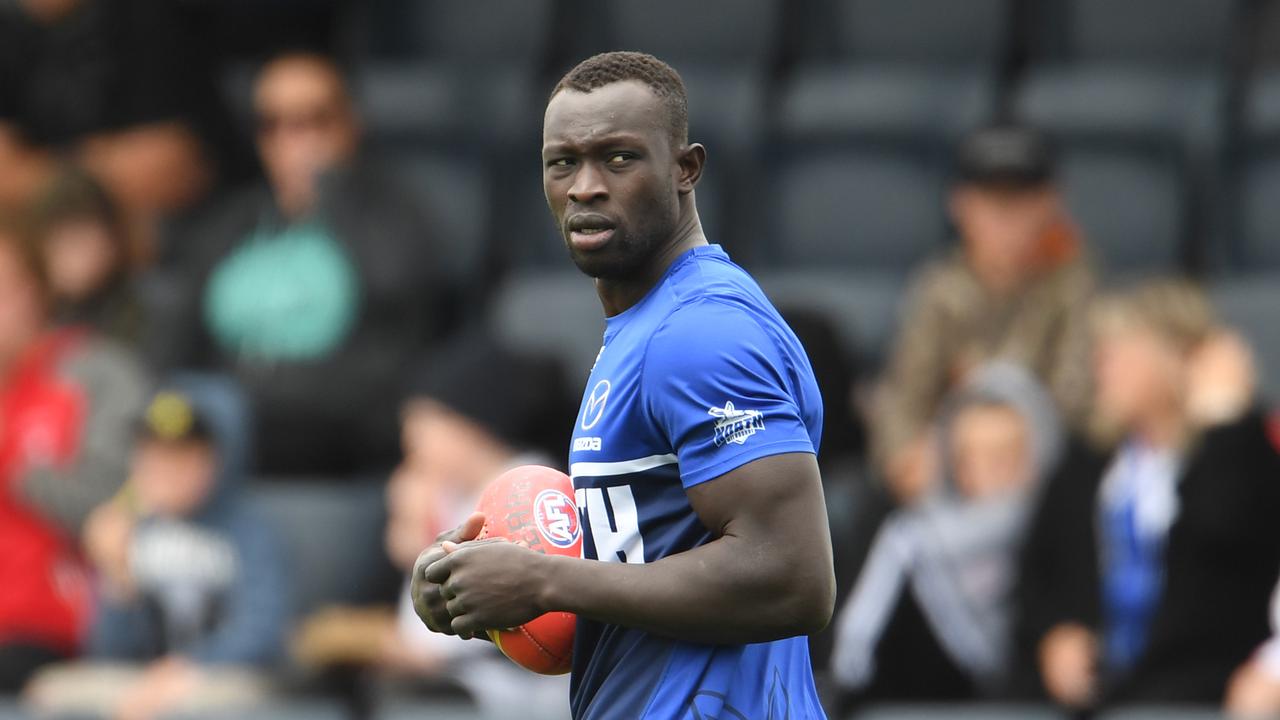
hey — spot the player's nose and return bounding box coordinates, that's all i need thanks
[568,162,608,204]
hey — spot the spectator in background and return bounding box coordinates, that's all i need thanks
[0,0,229,261]
[831,363,1062,708]
[872,123,1094,505]
[163,51,447,475]
[0,216,149,693]
[28,389,286,719]
[32,165,144,346]
[780,307,866,467]
[1016,280,1280,710]
[293,335,570,719]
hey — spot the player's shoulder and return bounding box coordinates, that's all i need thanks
[643,292,785,378]
[641,246,793,366]
[662,245,764,306]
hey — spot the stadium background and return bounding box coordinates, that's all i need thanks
[1,0,1280,718]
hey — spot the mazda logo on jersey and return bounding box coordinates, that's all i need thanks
[534,489,581,548]
[581,379,611,430]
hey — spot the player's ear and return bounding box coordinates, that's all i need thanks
[676,142,706,195]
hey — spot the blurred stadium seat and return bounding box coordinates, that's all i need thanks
[391,151,494,282]
[801,0,1012,65]
[604,0,781,68]
[503,167,572,269]
[356,0,554,67]
[1015,68,1223,156]
[1018,0,1236,274]
[489,271,603,379]
[250,480,392,618]
[1030,0,1239,64]
[1210,275,1280,400]
[1250,0,1280,67]
[786,0,1004,148]
[680,66,768,157]
[355,64,469,144]
[1054,147,1189,275]
[0,700,25,720]
[757,270,906,362]
[1234,70,1280,270]
[1243,68,1280,137]
[1014,73,1215,276]
[355,63,538,149]
[405,0,554,68]
[1233,151,1280,271]
[852,704,1067,720]
[770,147,945,271]
[352,0,552,148]
[777,66,995,144]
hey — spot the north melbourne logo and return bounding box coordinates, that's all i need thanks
[708,401,765,447]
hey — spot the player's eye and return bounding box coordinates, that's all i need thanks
[546,158,574,168]
[606,153,634,165]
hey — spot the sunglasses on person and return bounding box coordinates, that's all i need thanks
[254,106,342,137]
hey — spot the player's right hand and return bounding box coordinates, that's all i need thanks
[411,512,485,637]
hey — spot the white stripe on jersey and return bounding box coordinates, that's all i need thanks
[569,453,679,480]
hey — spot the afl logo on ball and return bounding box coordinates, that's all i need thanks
[534,489,581,549]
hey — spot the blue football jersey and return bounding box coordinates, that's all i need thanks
[567,244,827,719]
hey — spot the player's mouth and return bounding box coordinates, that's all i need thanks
[566,214,617,251]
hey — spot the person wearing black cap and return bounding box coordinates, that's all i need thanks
[291,334,572,720]
[871,123,1095,505]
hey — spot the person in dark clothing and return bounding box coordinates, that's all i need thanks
[1014,279,1280,710]
[32,165,145,346]
[293,335,573,720]
[0,0,232,259]
[160,52,448,475]
[778,307,866,466]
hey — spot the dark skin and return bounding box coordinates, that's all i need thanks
[411,80,836,645]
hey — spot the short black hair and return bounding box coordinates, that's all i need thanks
[551,51,689,145]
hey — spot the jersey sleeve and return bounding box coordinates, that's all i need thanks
[642,298,816,489]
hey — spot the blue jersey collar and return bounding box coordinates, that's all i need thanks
[603,244,725,335]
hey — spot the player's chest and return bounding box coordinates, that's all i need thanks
[568,344,663,468]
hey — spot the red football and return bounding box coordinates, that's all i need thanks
[474,464,579,675]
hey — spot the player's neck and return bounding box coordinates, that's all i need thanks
[596,215,706,317]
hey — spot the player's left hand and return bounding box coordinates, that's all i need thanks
[425,538,550,638]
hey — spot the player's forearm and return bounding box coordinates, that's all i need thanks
[540,534,833,645]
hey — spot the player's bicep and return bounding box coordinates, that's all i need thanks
[686,452,827,548]
[686,452,834,616]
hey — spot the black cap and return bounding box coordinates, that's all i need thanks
[954,124,1056,188]
[138,391,214,444]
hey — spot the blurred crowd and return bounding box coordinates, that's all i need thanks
[0,0,1278,719]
